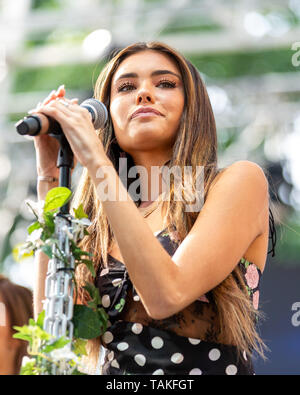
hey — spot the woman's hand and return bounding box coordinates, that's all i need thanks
[34,96,110,175]
[29,86,67,178]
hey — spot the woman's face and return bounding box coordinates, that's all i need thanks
[109,50,185,156]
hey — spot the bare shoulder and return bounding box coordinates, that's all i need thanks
[209,160,269,197]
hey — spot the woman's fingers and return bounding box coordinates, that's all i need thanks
[28,85,66,113]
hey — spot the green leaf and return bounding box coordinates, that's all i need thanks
[73,203,88,219]
[20,359,38,375]
[72,305,102,339]
[72,338,88,356]
[42,211,56,235]
[44,187,72,212]
[13,333,33,343]
[37,310,45,329]
[27,221,41,235]
[83,282,101,312]
[41,337,70,354]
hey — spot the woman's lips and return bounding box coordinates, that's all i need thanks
[131,107,163,119]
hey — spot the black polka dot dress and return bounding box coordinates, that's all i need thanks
[95,225,269,375]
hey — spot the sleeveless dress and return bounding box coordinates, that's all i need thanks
[95,210,276,375]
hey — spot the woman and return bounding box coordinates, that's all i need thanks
[0,275,33,375]
[33,42,276,375]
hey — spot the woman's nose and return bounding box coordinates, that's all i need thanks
[136,83,154,104]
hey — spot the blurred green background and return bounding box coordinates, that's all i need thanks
[0,0,299,374]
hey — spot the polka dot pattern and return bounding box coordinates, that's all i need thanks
[189,368,202,375]
[101,294,110,308]
[96,229,259,376]
[131,323,143,335]
[188,337,201,345]
[117,342,129,351]
[102,331,113,344]
[226,364,238,375]
[134,354,146,366]
[101,321,255,375]
[152,369,164,375]
[208,348,221,361]
[112,278,122,287]
[151,336,164,349]
[171,353,184,364]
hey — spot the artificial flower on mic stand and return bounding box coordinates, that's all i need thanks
[13,104,109,375]
[13,187,109,375]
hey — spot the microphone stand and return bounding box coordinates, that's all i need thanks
[42,129,76,375]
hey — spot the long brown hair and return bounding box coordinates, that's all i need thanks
[0,275,33,374]
[72,42,268,368]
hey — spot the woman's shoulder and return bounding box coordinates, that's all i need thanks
[210,160,268,193]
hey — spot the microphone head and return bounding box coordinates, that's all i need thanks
[80,98,108,129]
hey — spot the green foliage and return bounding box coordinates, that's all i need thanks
[44,187,72,212]
[12,63,104,93]
[15,187,108,375]
[188,47,297,79]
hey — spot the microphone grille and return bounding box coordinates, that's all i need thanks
[81,98,108,129]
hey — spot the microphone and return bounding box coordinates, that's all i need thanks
[15,98,108,136]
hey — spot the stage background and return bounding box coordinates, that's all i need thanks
[0,0,299,375]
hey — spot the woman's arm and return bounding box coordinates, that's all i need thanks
[89,159,269,320]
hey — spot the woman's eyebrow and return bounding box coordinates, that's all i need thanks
[115,69,181,82]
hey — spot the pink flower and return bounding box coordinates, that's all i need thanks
[252,290,259,310]
[245,264,259,289]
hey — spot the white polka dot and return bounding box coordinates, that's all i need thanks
[188,337,201,345]
[133,294,140,302]
[111,359,120,369]
[117,342,129,351]
[131,323,143,335]
[101,294,111,308]
[102,331,113,344]
[134,354,146,366]
[226,364,237,375]
[189,368,202,375]
[107,351,114,361]
[152,369,164,375]
[151,336,164,349]
[100,268,109,276]
[208,348,221,361]
[112,278,122,287]
[171,353,184,364]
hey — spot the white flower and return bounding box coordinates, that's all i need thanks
[25,199,45,224]
[27,228,43,243]
[71,218,92,243]
[50,345,77,363]
[21,356,35,367]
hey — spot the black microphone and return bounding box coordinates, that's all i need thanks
[15,98,108,136]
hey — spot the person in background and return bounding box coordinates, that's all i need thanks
[0,275,33,375]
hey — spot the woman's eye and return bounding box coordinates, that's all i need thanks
[118,83,135,92]
[157,80,176,88]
